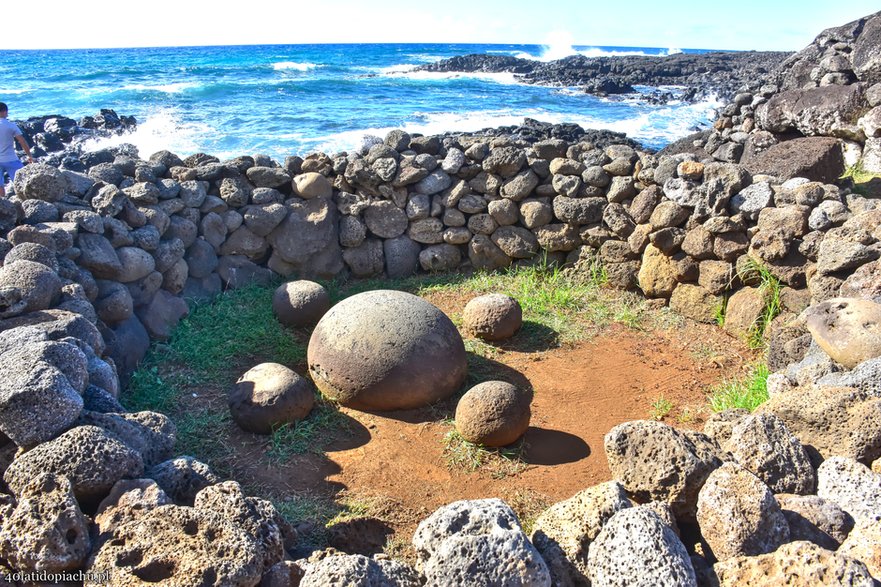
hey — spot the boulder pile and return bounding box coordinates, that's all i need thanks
[1,9,881,584]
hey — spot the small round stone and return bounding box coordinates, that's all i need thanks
[272,280,331,328]
[307,290,467,411]
[228,363,315,434]
[455,381,531,447]
[462,294,523,341]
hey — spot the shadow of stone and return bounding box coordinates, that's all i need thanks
[327,517,394,556]
[521,427,591,466]
[492,320,561,353]
[378,353,534,424]
[323,411,372,452]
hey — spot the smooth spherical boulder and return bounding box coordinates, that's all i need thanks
[229,363,315,434]
[272,280,330,328]
[307,290,467,411]
[803,298,881,369]
[455,381,531,447]
[462,294,523,341]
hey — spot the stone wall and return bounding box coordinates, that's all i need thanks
[2,10,881,583]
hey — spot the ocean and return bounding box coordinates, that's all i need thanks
[0,43,721,162]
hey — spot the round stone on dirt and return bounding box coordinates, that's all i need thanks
[307,290,467,411]
[272,280,330,328]
[455,381,531,447]
[229,363,315,435]
[462,294,523,341]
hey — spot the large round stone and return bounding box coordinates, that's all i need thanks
[307,290,467,410]
[229,363,315,434]
[455,381,531,447]
[272,280,330,328]
[462,294,523,341]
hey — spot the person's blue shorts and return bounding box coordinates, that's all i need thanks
[0,160,23,184]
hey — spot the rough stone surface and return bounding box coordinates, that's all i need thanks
[271,280,330,328]
[696,462,790,561]
[758,386,881,465]
[817,456,881,523]
[0,473,90,572]
[147,456,221,506]
[299,554,422,587]
[838,513,881,580]
[85,503,266,587]
[604,420,724,522]
[742,137,845,183]
[531,481,632,587]
[4,426,144,506]
[0,260,61,313]
[669,283,722,324]
[723,413,816,495]
[412,498,551,587]
[713,541,876,587]
[586,507,696,587]
[229,362,315,434]
[308,290,467,410]
[776,494,855,551]
[93,478,172,536]
[455,381,531,447]
[461,294,522,341]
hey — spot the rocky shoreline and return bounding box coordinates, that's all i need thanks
[0,9,880,587]
[415,50,792,103]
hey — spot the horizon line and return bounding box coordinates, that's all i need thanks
[0,41,781,53]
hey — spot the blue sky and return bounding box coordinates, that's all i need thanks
[2,1,879,51]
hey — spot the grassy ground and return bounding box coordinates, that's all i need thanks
[706,362,770,412]
[841,163,881,197]
[123,259,733,553]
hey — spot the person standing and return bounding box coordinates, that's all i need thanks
[0,102,34,197]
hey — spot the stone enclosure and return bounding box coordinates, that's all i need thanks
[0,9,881,587]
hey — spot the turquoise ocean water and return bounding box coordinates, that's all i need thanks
[0,43,719,161]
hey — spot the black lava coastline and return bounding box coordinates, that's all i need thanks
[416,51,792,103]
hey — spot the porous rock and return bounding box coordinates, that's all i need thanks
[0,473,90,572]
[530,481,632,586]
[85,503,265,586]
[713,541,875,587]
[0,259,61,313]
[93,478,172,536]
[308,290,466,410]
[758,386,881,465]
[776,494,854,551]
[4,425,144,506]
[723,413,816,495]
[147,456,220,506]
[299,553,422,587]
[817,456,881,523]
[586,507,696,587]
[604,420,724,522]
[696,462,790,561]
[412,498,551,587]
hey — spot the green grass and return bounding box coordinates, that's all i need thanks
[272,493,383,548]
[648,396,673,421]
[441,425,528,479]
[267,397,350,463]
[125,282,316,469]
[841,162,881,196]
[707,362,770,412]
[736,258,782,349]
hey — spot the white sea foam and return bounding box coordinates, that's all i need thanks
[0,88,32,95]
[308,96,721,155]
[272,61,319,71]
[378,63,418,75]
[80,109,214,159]
[514,32,681,61]
[382,70,521,85]
[121,82,198,93]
